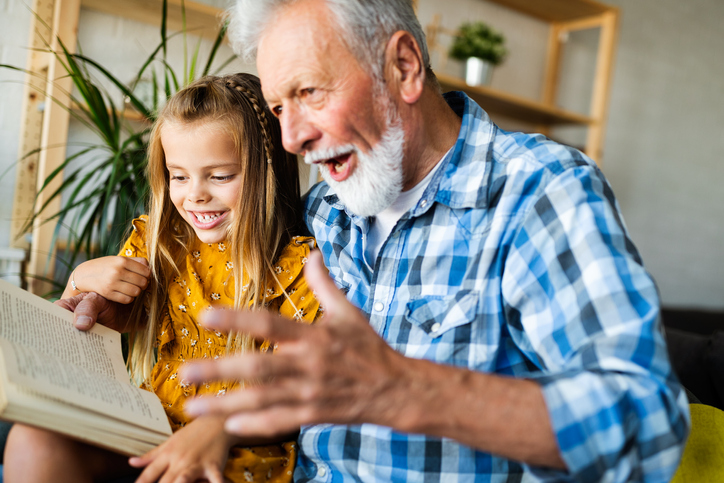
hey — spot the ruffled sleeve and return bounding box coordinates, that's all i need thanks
[117,215,149,260]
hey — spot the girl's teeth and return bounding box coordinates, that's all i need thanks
[196,213,219,223]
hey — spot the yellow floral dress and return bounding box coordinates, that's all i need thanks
[119,216,321,482]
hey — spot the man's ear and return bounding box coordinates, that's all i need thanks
[384,30,425,105]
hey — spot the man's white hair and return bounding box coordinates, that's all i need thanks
[227,0,432,81]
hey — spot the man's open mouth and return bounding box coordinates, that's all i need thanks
[321,152,353,181]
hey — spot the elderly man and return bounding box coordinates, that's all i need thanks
[67,0,688,481]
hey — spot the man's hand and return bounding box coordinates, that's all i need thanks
[55,291,132,332]
[180,251,563,467]
[181,250,411,437]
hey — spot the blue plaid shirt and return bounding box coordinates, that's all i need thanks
[299,92,689,482]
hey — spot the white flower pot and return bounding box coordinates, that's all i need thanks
[465,57,493,86]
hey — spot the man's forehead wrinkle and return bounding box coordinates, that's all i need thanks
[257,5,350,102]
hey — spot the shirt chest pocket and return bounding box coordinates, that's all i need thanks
[405,290,481,338]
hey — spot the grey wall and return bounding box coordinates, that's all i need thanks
[1,0,723,309]
[595,0,724,310]
[415,0,724,310]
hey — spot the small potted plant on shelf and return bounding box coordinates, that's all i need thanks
[449,21,507,86]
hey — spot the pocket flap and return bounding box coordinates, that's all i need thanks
[405,290,481,337]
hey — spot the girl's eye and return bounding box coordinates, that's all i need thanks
[271,105,283,116]
[213,175,235,182]
[170,175,186,182]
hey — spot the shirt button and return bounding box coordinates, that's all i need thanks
[420,199,427,207]
[318,466,327,477]
[374,302,384,312]
[430,322,441,333]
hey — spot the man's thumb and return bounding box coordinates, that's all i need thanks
[72,292,101,331]
[303,250,347,319]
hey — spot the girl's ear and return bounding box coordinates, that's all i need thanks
[384,30,425,105]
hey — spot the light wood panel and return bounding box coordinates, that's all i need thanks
[80,0,226,40]
[26,0,82,295]
[436,74,594,125]
[9,0,57,251]
[485,0,610,22]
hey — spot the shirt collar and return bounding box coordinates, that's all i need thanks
[323,91,495,219]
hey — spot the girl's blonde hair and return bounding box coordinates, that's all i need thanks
[127,73,302,383]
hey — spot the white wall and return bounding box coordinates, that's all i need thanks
[1,0,723,309]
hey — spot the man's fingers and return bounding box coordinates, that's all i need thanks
[71,292,108,330]
[181,352,301,388]
[200,307,309,342]
[303,250,350,320]
[184,390,310,437]
[224,405,310,437]
[184,376,304,418]
[54,293,84,312]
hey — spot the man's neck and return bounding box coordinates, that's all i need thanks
[401,87,462,191]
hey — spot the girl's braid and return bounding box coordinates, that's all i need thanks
[225,79,274,164]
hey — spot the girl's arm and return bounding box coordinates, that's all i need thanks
[63,256,151,304]
[129,414,297,483]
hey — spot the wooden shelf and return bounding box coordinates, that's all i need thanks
[426,0,619,163]
[436,73,594,126]
[486,0,612,22]
[80,0,225,40]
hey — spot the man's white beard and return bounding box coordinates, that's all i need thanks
[306,112,405,218]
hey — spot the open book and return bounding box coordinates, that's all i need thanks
[0,279,172,456]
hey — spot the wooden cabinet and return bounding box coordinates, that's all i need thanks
[425,0,620,164]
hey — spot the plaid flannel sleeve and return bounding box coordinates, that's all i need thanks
[501,164,690,482]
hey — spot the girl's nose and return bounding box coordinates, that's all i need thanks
[187,180,210,203]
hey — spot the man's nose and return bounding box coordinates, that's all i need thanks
[280,103,321,155]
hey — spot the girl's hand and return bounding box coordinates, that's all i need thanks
[63,256,150,304]
[129,415,236,483]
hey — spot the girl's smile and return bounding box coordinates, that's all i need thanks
[162,121,242,244]
[188,210,229,230]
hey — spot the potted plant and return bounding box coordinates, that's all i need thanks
[448,21,507,86]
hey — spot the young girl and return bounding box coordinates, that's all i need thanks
[4,73,321,483]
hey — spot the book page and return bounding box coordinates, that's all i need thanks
[0,280,127,381]
[0,338,170,434]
